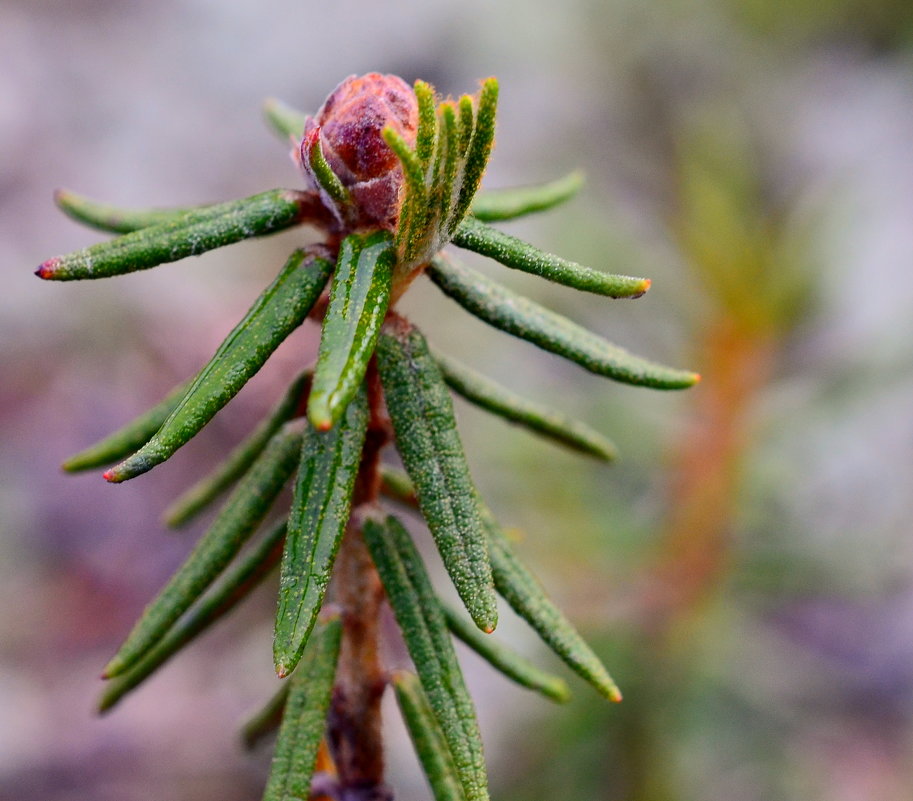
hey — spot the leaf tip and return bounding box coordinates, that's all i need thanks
[307,400,334,431]
[553,682,573,703]
[96,692,117,715]
[35,259,59,279]
[475,608,498,634]
[161,509,186,529]
[100,656,124,679]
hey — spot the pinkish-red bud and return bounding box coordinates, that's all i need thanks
[301,73,419,229]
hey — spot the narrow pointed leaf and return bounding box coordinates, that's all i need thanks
[304,127,351,207]
[450,78,498,232]
[379,464,419,508]
[376,318,497,633]
[104,251,332,483]
[376,466,612,701]
[435,103,459,231]
[383,126,428,262]
[164,371,312,528]
[264,97,308,141]
[241,682,291,751]
[273,387,369,677]
[484,513,622,702]
[38,189,318,280]
[54,187,330,237]
[414,80,437,170]
[457,96,474,158]
[442,603,570,703]
[307,232,395,430]
[432,349,617,460]
[428,257,700,390]
[453,216,651,298]
[61,379,191,472]
[102,423,303,678]
[362,513,489,801]
[393,671,466,801]
[470,170,584,222]
[98,519,287,713]
[54,189,197,234]
[263,617,343,801]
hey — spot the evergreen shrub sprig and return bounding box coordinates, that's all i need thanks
[38,72,699,800]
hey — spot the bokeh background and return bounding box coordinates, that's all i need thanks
[3,1,913,799]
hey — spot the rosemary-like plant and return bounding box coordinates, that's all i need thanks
[39,73,699,801]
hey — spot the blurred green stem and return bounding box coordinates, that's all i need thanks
[644,318,776,634]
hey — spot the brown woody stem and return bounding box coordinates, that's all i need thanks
[328,364,393,801]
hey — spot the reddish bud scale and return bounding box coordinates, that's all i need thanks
[301,73,419,230]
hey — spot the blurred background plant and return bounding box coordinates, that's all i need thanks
[4,1,913,800]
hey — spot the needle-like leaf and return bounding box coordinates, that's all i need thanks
[414,80,437,170]
[104,251,332,483]
[457,96,474,159]
[61,379,191,472]
[393,671,466,801]
[38,189,320,280]
[307,232,395,430]
[102,423,303,679]
[435,103,460,233]
[241,682,291,751]
[383,126,429,263]
[432,349,618,461]
[274,387,369,678]
[453,216,651,298]
[450,78,498,233]
[263,97,308,141]
[375,468,620,703]
[470,171,584,222]
[164,370,312,528]
[484,513,622,702]
[263,617,343,801]
[428,256,700,390]
[98,518,287,712]
[362,512,489,801]
[379,464,419,508]
[303,127,351,208]
[376,317,497,634]
[54,190,197,235]
[441,603,571,703]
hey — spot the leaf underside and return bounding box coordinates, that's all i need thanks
[376,318,498,634]
[363,512,489,801]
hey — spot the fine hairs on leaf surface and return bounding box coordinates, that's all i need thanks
[39,72,697,800]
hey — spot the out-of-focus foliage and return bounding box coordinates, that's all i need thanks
[727,0,913,51]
